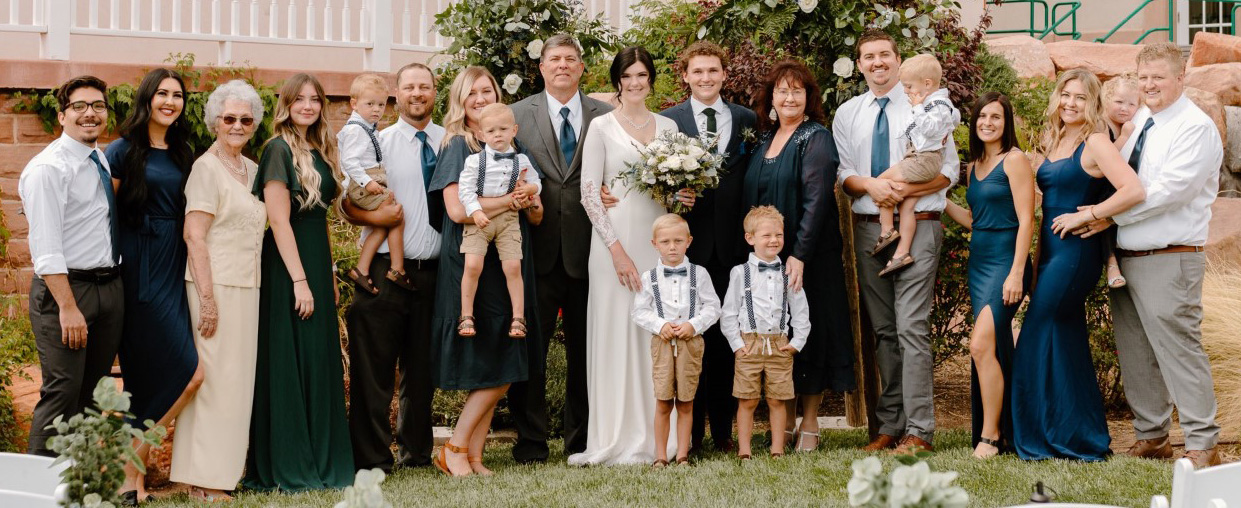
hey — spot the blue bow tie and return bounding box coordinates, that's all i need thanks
[494,151,517,160]
[757,261,782,272]
[663,267,688,277]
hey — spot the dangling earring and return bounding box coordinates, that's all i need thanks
[768,108,778,121]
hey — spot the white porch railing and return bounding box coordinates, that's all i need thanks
[0,0,635,71]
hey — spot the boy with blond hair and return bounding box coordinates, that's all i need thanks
[632,214,721,467]
[720,206,809,460]
[341,73,412,292]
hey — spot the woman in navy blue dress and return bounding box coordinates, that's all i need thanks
[105,68,201,503]
[1011,69,1145,461]
[958,92,1035,459]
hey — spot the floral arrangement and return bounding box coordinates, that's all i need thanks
[847,456,969,508]
[613,130,726,214]
[335,468,391,508]
[46,378,165,508]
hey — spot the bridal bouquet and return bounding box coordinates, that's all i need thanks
[614,130,726,214]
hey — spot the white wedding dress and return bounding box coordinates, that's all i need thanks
[568,112,679,466]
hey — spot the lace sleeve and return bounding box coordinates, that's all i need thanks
[579,121,619,247]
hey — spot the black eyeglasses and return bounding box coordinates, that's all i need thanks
[221,115,256,126]
[67,101,108,113]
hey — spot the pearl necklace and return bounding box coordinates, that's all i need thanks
[214,146,247,178]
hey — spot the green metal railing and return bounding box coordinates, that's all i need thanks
[1094,0,1241,44]
[985,0,1081,40]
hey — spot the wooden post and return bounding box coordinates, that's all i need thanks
[837,186,880,437]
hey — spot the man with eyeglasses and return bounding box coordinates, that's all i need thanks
[19,75,126,456]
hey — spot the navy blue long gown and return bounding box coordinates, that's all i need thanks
[964,156,1027,453]
[105,138,197,426]
[1011,142,1111,461]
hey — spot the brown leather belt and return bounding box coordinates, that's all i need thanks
[858,212,941,223]
[1116,245,1204,258]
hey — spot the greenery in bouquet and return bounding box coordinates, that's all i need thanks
[847,456,969,508]
[614,130,726,214]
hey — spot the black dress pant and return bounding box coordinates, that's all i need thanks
[28,274,125,456]
[346,255,437,471]
[692,259,738,450]
[510,256,589,462]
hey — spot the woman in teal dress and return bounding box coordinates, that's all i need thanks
[1011,69,1145,461]
[958,92,1035,459]
[244,73,354,490]
[741,60,855,452]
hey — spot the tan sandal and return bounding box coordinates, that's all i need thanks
[508,317,527,339]
[871,229,900,257]
[434,442,471,477]
[878,254,915,278]
[458,316,477,337]
[651,459,669,469]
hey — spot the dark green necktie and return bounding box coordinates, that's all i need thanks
[704,107,717,152]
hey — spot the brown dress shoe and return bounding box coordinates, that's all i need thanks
[1127,436,1173,459]
[1183,448,1221,469]
[892,435,934,455]
[862,434,900,452]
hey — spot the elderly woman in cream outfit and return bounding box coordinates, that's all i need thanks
[170,80,268,502]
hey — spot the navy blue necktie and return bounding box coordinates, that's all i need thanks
[559,106,577,167]
[663,267,688,277]
[757,261,782,272]
[415,131,436,188]
[1127,117,1155,173]
[871,97,891,177]
[88,151,120,263]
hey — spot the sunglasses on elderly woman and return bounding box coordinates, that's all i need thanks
[221,115,255,126]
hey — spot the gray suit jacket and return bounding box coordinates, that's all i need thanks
[513,90,613,279]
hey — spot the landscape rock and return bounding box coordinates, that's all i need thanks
[1185,87,1228,147]
[1227,106,1241,175]
[1188,32,1241,68]
[1185,63,1241,107]
[986,35,1056,79]
[1207,197,1241,267]
[1045,40,1140,81]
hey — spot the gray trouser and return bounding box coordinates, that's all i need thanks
[1112,252,1220,450]
[27,275,125,456]
[854,219,942,441]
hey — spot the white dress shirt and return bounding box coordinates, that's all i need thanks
[720,254,811,352]
[1113,95,1223,250]
[337,111,384,187]
[371,117,445,259]
[690,96,732,150]
[833,85,960,215]
[19,134,116,275]
[632,258,721,337]
[457,146,542,217]
[546,90,583,143]
[902,88,959,153]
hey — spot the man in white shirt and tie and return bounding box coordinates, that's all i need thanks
[1093,42,1223,469]
[343,62,446,472]
[20,76,126,456]
[833,30,959,455]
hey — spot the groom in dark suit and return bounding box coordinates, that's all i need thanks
[660,41,757,453]
[510,33,613,462]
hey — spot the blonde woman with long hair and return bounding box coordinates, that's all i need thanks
[1009,68,1145,461]
[243,73,354,491]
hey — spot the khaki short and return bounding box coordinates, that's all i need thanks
[732,333,794,400]
[651,334,704,402]
[347,166,390,211]
[461,209,522,260]
[893,147,943,184]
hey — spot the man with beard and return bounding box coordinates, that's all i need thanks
[21,76,126,456]
[343,62,446,471]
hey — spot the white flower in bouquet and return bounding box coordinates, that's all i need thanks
[526,39,544,59]
[798,0,818,13]
[335,468,391,508]
[833,57,855,78]
[685,144,706,160]
[889,462,931,506]
[847,457,968,508]
[502,74,522,95]
[852,456,883,480]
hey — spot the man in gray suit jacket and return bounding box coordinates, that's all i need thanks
[510,34,613,462]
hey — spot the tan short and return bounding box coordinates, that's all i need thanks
[732,333,794,400]
[346,166,390,211]
[651,334,704,402]
[892,147,943,184]
[461,209,522,260]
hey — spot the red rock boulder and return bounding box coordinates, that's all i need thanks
[986,35,1056,79]
[1186,63,1241,107]
[1185,87,1228,147]
[1045,40,1141,81]
[1188,32,1241,68]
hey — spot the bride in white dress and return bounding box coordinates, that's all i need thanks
[569,47,679,466]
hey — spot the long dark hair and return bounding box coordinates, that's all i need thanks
[754,60,826,132]
[609,46,657,93]
[967,91,1021,163]
[115,68,193,226]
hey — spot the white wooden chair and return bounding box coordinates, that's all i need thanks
[1150,458,1241,508]
[0,489,58,508]
[0,452,67,497]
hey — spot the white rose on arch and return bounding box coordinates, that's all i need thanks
[797,0,817,13]
[526,39,544,60]
[832,57,854,78]
[502,74,522,95]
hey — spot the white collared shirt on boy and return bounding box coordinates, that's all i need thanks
[19,134,116,275]
[690,95,732,149]
[902,87,960,153]
[337,111,383,187]
[632,257,721,336]
[457,145,542,217]
[720,253,811,352]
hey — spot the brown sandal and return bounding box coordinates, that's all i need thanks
[675,456,690,466]
[871,229,901,257]
[347,267,379,295]
[738,453,752,462]
[651,459,669,469]
[386,268,416,291]
[878,254,915,278]
[434,442,470,477]
[458,316,477,337]
[508,317,527,339]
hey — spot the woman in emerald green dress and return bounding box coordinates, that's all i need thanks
[244,73,354,491]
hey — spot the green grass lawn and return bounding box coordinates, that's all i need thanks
[147,430,1173,507]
